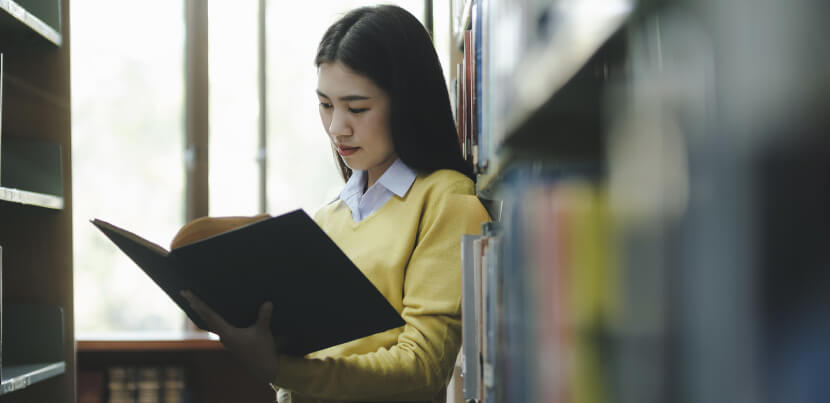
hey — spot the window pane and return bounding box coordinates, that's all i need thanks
[209,0,260,216]
[72,0,186,334]
[265,1,424,216]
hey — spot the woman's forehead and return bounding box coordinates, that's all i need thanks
[317,62,382,97]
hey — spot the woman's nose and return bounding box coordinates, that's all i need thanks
[328,110,351,137]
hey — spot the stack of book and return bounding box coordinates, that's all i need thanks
[78,366,189,403]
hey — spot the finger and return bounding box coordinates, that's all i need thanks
[256,301,273,331]
[181,290,232,335]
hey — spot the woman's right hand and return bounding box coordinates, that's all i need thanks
[181,290,280,384]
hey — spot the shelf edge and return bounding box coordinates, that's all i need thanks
[0,362,66,395]
[0,186,64,209]
[501,9,629,146]
[0,0,62,46]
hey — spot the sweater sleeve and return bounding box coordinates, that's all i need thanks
[273,180,490,401]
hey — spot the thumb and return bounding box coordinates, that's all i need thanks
[256,301,273,330]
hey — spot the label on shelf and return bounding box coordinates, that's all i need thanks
[0,187,64,209]
[483,363,494,387]
[11,376,28,391]
[1,375,30,394]
[7,1,24,19]
[0,0,62,46]
[23,13,60,44]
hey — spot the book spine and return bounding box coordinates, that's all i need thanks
[107,366,136,403]
[162,366,187,403]
[473,0,482,172]
[78,369,105,403]
[0,245,3,382]
[482,235,502,403]
[455,63,463,149]
[137,367,161,403]
[460,234,482,400]
[1,53,4,182]
[463,30,474,164]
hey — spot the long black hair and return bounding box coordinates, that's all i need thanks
[315,5,474,182]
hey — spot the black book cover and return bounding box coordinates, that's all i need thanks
[92,209,405,356]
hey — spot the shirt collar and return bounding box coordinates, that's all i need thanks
[339,159,417,201]
[339,170,366,202]
[376,159,417,198]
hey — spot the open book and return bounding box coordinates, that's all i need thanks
[92,210,405,356]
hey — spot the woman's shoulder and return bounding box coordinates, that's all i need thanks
[414,169,491,228]
[415,169,475,196]
[312,198,346,224]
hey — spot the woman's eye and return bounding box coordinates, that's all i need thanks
[319,102,333,109]
[349,108,368,114]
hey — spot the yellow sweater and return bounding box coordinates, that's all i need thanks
[272,169,490,402]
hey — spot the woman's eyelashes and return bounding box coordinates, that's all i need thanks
[318,101,369,115]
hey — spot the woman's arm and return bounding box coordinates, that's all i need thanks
[273,189,490,401]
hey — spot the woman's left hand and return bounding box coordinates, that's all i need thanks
[181,290,279,384]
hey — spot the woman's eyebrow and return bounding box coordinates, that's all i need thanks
[316,89,371,101]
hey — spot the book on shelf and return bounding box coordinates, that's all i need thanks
[454,63,464,152]
[101,365,188,403]
[460,234,481,400]
[0,53,3,179]
[494,176,611,402]
[464,30,475,165]
[455,7,490,173]
[482,233,501,402]
[473,235,488,399]
[472,0,482,171]
[77,369,104,403]
[92,210,405,357]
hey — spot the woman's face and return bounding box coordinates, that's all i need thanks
[317,61,396,185]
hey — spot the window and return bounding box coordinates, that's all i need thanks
[72,0,186,334]
[208,0,260,216]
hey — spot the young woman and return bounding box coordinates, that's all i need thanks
[180,5,489,402]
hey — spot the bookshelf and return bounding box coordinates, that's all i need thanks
[446,0,830,402]
[0,0,74,401]
[77,333,274,403]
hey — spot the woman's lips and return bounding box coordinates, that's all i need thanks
[337,146,360,156]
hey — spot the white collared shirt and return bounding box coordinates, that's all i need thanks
[339,159,418,223]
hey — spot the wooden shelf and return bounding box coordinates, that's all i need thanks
[476,149,513,199]
[0,186,62,209]
[0,362,65,395]
[0,0,61,46]
[77,332,224,352]
[501,7,629,147]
